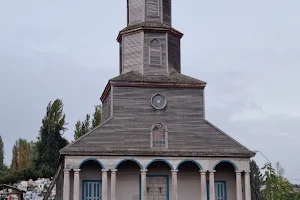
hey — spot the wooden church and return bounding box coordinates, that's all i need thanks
[57,1,255,200]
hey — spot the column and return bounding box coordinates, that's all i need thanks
[63,169,71,200]
[244,170,251,200]
[209,170,215,200]
[200,170,207,200]
[111,169,117,200]
[171,170,178,200]
[140,169,148,200]
[102,169,108,200]
[235,171,242,200]
[73,169,81,200]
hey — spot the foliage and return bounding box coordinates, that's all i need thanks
[0,135,4,170]
[74,105,102,140]
[34,99,68,178]
[250,160,264,200]
[11,139,33,171]
[262,162,298,200]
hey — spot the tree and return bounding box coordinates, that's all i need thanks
[263,162,296,200]
[35,99,68,177]
[250,160,264,200]
[92,105,102,128]
[0,135,5,170]
[74,105,102,140]
[11,138,33,171]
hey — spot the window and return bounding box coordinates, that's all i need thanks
[147,0,160,17]
[151,123,168,148]
[149,39,162,66]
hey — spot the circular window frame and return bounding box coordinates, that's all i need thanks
[151,94,167,110]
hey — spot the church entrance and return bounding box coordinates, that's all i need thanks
[146,176,168,200]
[82,180,101,200]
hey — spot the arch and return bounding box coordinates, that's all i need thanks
[78,158,105,169]
[146,159,174,170]
[115,158,143,169]
[176,159,203,170]
[150,123,168,148]
[213,160,238,170]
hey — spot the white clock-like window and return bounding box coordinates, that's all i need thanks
[151,94,167,110]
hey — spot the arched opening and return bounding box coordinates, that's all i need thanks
[146,159,173,200]
[149,39,162,66]
[213,161,237,200]
[177,161,202,200]
[116,160,142,200]
[79,159,103,200]
[150,123,168,149]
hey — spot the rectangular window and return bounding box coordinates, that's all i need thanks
[147,0,160,17]
[82,180,101,200]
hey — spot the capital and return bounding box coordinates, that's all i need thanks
[140,169,148,174]
[101,169,109,173]
[209,170,216,174]
[110,169,118,172]
[200,170,207,174]
[73,169,81,173]
[235,170,242,174]
[171,170,179,174]
[64,169,71,173]
[244,170,251,173]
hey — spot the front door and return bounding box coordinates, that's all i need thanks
[82,180,101,200]
[146,176,168,200]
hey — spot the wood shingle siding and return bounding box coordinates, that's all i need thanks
[101,89,111,123]
[122,32,143,74]
[163,0,171,26]
[168,34,181,73]
[129,0,144,25]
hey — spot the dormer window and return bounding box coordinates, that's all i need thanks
[147,0,160,17]
[151,123,168,148]
[149,39,162,66]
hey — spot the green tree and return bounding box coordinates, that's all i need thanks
[263,162,295,200]
[0,135,5,170]
[10,138,33,171]
[92,105,102,128]
[74,105,102,140]
[35,99,68,177]
[250,160,264,200]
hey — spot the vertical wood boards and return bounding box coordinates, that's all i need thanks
[163,0,171,26]
[168,34,181,73]
[122,32,143,74]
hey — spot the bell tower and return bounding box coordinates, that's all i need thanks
[118,0,183,75]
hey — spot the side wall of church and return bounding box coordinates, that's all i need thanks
[102,89,112,123]
[163,0,172,26]
[168,34,181,73]
[122,32,144,74]
[128,0,145,25]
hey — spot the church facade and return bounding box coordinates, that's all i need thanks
[58,1,255,200]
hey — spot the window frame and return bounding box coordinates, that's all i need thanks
[149,39,163,66]
[150,123,168,149]
[147,0,160,17]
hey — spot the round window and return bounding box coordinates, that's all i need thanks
[151,94,167,110]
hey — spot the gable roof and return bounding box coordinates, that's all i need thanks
[60,117,255,158]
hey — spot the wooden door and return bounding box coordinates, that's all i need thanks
[215,182,226,200]
[147,176,168,200]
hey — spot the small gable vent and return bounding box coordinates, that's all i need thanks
[147,0,160,17]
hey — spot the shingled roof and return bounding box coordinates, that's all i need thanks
[110,71,206,85]
[60,118,255,158]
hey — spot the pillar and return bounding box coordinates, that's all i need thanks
[102,169,108,200]
[141,169,148,200]
[63,169,71,200]
[200,170,207,200]
[236,171,242,200]
[244,170,251,200]
[209,170,215,200]
[171,170,178,200]
[111,169,117,200]
[73,169,81,200]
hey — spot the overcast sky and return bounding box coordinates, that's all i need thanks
[0,1,299,183]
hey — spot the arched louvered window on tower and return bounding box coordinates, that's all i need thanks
[149,39,162,66]
[150,123,168,148]
[147,0,160,17]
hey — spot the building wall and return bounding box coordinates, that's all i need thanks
[168,34,181,73]
[122,32,143,74]
[128,0,144,25]
[102,89,111,123]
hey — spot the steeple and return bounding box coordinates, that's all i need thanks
[118,0,183,76]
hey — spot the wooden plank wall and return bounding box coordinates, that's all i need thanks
[143,32,167,75]
[129,0,144,25]
[168,34,181,73]
[163,0,172,26]
[123,32,143,74]
[102,89,111,123]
